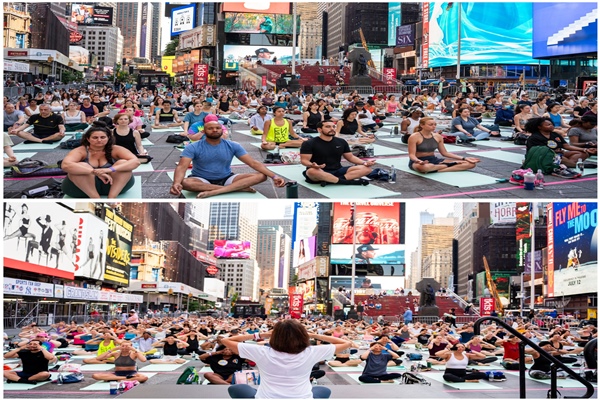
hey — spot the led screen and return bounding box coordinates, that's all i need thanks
[171,5,196,36]
[428,2,542,68]
[213,240,251,259]
[293,236,316,269]
[70,4,113,25]
[225,13,297,35]
[223,45,297,65]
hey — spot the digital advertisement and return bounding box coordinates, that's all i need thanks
[331,202,404,245]
[74,212,108,281]
[225,13,297,35]
[223,45,297,65]
[213,240,251,259]
[101,205,134,286]
[330,244,405,267]
[70,4,113,25]
[171,5,196,36]
[292,236,316,269]
[547,202,597,298]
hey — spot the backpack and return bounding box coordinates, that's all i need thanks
[351,144,368,158]
[401,372,431,385]
[501,360,520,370]
[366,168,390,182]
[522,146,557,174]
[10,158,66,178]
[176,366,199,384]
[59,138,82,149]
[513,132,529,146]
[485,371,507,381]
[407,353,423,361]
[53,372,85,384]
[166,134,189,144]
[441,134,457,144]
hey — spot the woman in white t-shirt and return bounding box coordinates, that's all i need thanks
[223,319,351,399]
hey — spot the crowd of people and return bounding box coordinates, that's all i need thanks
[3,309,596,396]
[3,80,597,197]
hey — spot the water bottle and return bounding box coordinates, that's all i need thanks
[579,361,585,377]
[227,121,233,141]
[109,381,118,395]
[535,169,544,189]
[523,170,535,190]
[366,143,374,157]
[274,144,280,156]
[392,125,398,137]
[576,158,584,175]
[388,165,396,183]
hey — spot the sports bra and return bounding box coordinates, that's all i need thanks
[63,111,84,124]
[114,353,137,367]
[84,147,114,169]
[446,352,469,369]
[416,133,439,153]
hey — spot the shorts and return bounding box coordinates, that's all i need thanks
[334,357,351,363]
[188,173,236,186]
[16,371,36,379]
[303,166,350,183]
[115,370,137,377]
[408,155,445,171]
[163,355,180,362]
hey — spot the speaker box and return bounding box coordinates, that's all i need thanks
[318,75,325,83]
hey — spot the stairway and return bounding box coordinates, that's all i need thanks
[547,9,597,46]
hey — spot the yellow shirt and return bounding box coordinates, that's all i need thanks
[265,119,291,143]
[98,339,116,356]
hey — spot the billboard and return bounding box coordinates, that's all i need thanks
[332,202,403,245]
[193,63,209,86]
[516,203,532,269]
[69,46,90,66]
[480,297,495,316]
[223,45,297,65]
[297,280,315,303]
[330,245,405,266]
[4,203,78,280]
[222,3,290,14]
[388,2,402,46]
[204,278,225,298]
[225,13,297,35]
[292,202,320,244]
[547,202,597,297]
[396,24,415,47]
[213,240,251,259]
[74,213,108,281]
[71,4,113,25]
[383,68,396,85]
[101,205,134,286]
[171,5,196,36]
[490,202,517,224]
[532,3,597,58]
[427,2,542,68]
[293,236,316,269]
[524,249,543,274]
[422,2,430,68]
[289,288,303,319]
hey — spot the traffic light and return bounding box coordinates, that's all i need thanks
[129,66,134,74]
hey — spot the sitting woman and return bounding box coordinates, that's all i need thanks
[91,340,148,383]
[465,335,501,358]
[301,101,324,133]
[427,334,449,365]
[513,104,534,137]
[61,122,140,198]
[400,107,423,144]
[229,99,247,120]
[450,107,497,142]
[80,331,123,364]
[326,336,362,367]
[112,113,148,160]
[149,334,188,364]
[566,116,597,155]
[543,102,571,136]
[408,117,480,173]
[62,102,89,132]
[261,106,307,150]
[274,95,289,110]
[336,108,375,144]
[438,343,493,383]
[152,100,183,129]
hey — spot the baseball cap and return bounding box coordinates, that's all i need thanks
[357,244,378,252]
[36,332,49,338]
[355,101,365,106]
[255,48,273,55]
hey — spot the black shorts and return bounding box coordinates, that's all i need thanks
[115,370,137,377]
[303,166,350,183]
[16,371,38,379]
[188,173,236,186]
[334,357,351,363]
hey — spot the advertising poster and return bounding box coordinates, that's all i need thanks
[388,2,402,46]
[332,202,404,245]
[292,202,320,244]
[524,250,544,274]
[69,46,89,66]
[171,5,196,36]
[74,213,108,281]
[516,202,532,269]
[490,202,517,224]
[480,297,495,316]
[297,280,315,303]
[193,64,209,86]
[222,3,291,14]
[547,202,597,297]
[383,68,396,85]
[330,244,405,267]
[214,240,251,259]
[4,203,78,280]
[4,278,54,298]
[223,45,296,65]
[225,13,297,35]
[70,4,113,25]
[289,292,303,319]
[101,205,134,286]
[396,24,415,46]
[421,2,430,68]
[293,236,316,269]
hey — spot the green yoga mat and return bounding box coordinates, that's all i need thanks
[327,365,364,372]
[165,172,267,199]
[426,372,502,390]
[475,140,526,149]
[234,130,262,139]
[79,373,156,391]
[10,152,38,160]
[268,164,399,199]
[345,373,402,385]
[133,162,155,173]
[139,361,189,372]
[376,157,499,187]
[151,126,183,133]
[12,137,69,151]
[467,150,525,165]
[250,142,303,154]
[249,139,406,157]
[504,372,596,388]
[62,177,143,199]
[3,374,57,391]
[377,135,466,153]
[431,364,500,371]
[141,138,154,146]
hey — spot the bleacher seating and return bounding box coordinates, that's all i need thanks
[254,65,387,88]
[353,294,466,319]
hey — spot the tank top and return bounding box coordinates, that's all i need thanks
[406,118,420,134]
[469,343,483,352]
[266,119,290,143]
[186,336,199,350]
[114,353,136,367]
[219,101,230,112]
[429,342,447,357]
[80,104,95,117]
[548,113,562,128]
[63,111,84,124]
[446,352,469,369]
[339,119,359,135]
[387,101,399,113]
[416,133,438,153]
[306,110,322,129]
[113,128,138,155]
[98,339,116,355]
[163,341,179,356]
[84,148,114,169]
[158,110,175,122]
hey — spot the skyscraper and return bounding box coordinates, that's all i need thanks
[205,203,259,260]
[116,3,142,61]
[150,2,163,63]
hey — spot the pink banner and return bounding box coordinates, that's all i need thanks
[480,298,495,316]
[422,3,430,68]
[290,293,303,319]
[383,68,396,85]
[262,75,267,87]
[193,63,208,86]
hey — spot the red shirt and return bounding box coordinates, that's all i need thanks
[502,341,520,360]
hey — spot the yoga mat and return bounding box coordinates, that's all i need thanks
[376,158,499,187]
[151,126,183,133]
[165,172,267,199]
[140,138,154,146]
[79,373,156,391]
[10,152,38,161]
[268,164,399,199]
[327,365,364,372]
[12,137,69,151]
[199,366,213,373]
[475,140,526,149]
[79,363,117,371]
[133,162,154,173]
[345,373,401,385]
[377,135,466,153]
[233,130,262,139]
[3,376,57,391]
[139,361,189,372]
[431,364,500,371]
[426,372,502,390]
[504,372,596,388]
[249,142,302,154]
[467,150,525,165]
[62,177,143,199]
[250,139,406,157]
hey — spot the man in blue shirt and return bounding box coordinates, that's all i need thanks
[170,121,286,198]
[403,308,413,324]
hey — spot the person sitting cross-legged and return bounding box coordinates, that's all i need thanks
[357,341,403,383]
[198,344,243,384]
[90,341,148,383]
[4,339,56,384]
[149,334,188,364]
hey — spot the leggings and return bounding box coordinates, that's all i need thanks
[443,368,488,383]
[358,372,402,383]
[228,384,331,399]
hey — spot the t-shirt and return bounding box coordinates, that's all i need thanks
[526,131,567,153]
[300,137,350,171]
[181,139,247,180]
[567,127,597,143]
[4,110,24,126]
[18,350,49,375]
[362,352,392,376]
[450,116,480,134]
[27,113,64,139]
[238,343,335,399]
[184,111,209,126]
[205,354,243,377]
[502,341,520,360]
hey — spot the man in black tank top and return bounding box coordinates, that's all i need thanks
[152,101,183,129]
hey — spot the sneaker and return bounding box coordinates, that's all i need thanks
[552,168,579,179]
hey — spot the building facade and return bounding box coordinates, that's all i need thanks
[3,5,31,49]
[218,259,260,301]
[78,25,123,71]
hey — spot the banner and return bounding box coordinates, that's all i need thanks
[395,24,415,46]
[193,63,209,86]
[480,297,495,316]
[264,297,274,315]
[297,260,316,281]
[293,236,316,269]
[490,202,517,224]
[290,293,303,319]
[524,250,543,273]
[383,68,396,85]
[516,203,532,269]
[74,213,108,280]
[70,4,113,25]
[4,278,54,298]
[422,2,430,68]
[171,5,196,36]
[547,202,597,297]
[101,205,134,286]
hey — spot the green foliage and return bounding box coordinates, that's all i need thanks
[164,38,179,56]
[62,70,84,84]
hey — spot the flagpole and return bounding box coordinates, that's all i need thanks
[350,203,357,306]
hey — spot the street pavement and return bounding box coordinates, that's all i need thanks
[4,111,597,200]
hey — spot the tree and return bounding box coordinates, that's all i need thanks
[164,38,179,57]
[62,70,84,84]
